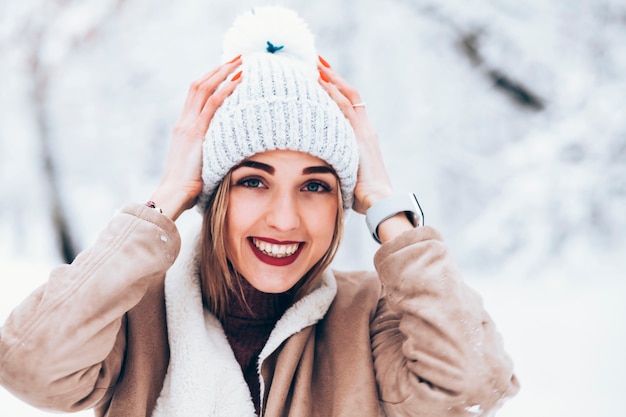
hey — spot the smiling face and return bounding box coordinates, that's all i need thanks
[225,150,340,293]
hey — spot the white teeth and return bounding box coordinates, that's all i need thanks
[252,238,299,258]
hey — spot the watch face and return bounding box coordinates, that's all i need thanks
[411,193,424,226]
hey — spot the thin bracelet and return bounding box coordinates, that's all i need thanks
[145,200,163,214]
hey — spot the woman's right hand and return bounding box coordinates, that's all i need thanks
[150,56,242,221]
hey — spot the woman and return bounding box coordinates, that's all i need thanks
[0,6,519,417]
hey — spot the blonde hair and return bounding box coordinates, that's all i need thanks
[199,170,344,319]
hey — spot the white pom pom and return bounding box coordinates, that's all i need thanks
[222,6,317,68]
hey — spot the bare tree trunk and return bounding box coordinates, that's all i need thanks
[398,0,545,111]
[20,0,129,263]
[27,30,78,263]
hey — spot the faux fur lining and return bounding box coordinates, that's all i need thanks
[152,223,337,417]
[152,229,256,417]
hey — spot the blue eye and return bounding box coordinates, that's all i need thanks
[241,178,262,188]
[304,181,330,193]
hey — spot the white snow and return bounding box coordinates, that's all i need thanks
[1,0,625,416]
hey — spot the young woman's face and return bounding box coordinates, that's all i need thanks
[225,150,339,293]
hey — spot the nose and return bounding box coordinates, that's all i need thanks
[265,191,301,232]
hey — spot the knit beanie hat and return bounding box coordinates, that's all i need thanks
[198,6,359,211]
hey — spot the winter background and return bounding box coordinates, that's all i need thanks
[1,0,625,416]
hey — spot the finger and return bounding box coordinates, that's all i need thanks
[189,55,242,88]
[196,72,243,132]
[319,71,367,124]
[318,64,363,108]
[183,56,242,115]
[181,67,223,111]
[319,76,352,115]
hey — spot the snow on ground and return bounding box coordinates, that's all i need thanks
[470,255,626,417]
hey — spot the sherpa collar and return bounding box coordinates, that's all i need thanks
[152,224,337,417]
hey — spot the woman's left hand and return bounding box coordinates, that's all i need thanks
[318,57,394,215]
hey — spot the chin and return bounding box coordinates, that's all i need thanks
[251,266,311,293]
[251,279,299,294]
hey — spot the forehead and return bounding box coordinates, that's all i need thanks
[243,150,332,169]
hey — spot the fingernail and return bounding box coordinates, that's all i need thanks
[318,55,331,68]
[231,70,242,82]
[319,70,330,83]
[228,54,242,63]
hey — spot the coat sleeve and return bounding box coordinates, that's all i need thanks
[370,226,519,417]
[0,203,181,413]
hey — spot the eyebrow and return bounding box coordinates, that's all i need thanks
[238,161,336,176]
[239,160,274,174]
[302,166,335,175]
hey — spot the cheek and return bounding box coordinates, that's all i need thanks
[304,202,337,245]
[224,197,252,256]
[226,192,256,232]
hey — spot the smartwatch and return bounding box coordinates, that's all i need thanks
[365,193,424,244]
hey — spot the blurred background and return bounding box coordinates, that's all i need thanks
[1,0,625,416]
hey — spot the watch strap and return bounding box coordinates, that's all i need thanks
[365,193,424,244]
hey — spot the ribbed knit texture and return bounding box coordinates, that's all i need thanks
[220,274,297,415]
[198,6,359,211]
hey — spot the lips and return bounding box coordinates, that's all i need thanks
[249,237,304,266]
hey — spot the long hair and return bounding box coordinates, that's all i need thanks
[199,170,344,319]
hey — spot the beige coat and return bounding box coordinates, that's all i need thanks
[0,204,519,416]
